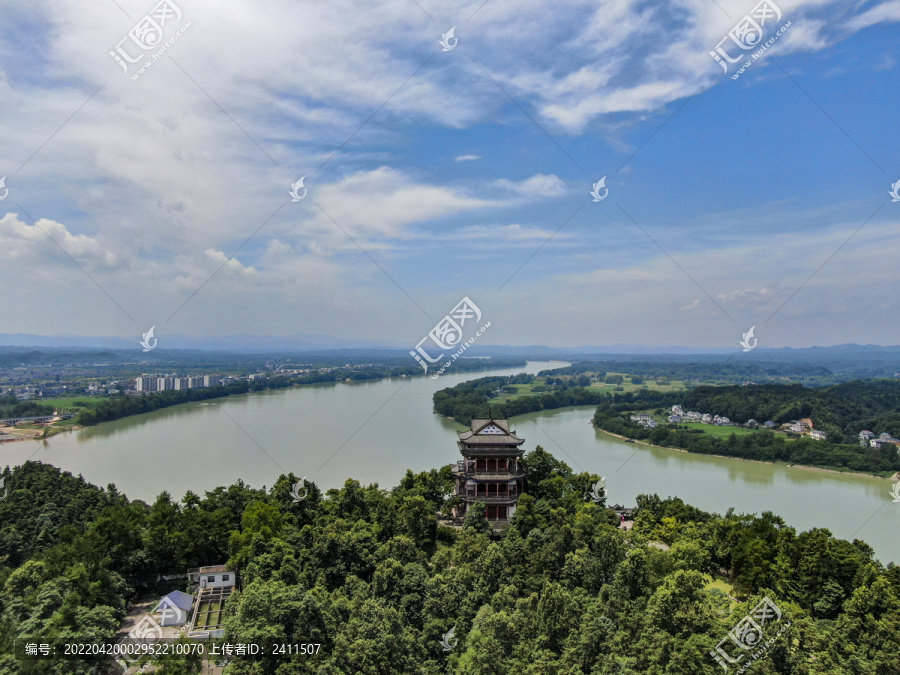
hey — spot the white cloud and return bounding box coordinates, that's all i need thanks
[306,166,498,243]
[845,0,900,31]
[455,154,482,161]
[0,212,118,269]
[494,173,567,198]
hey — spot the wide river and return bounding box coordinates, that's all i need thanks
[3,361,897,563]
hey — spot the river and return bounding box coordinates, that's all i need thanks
[2,361,897,563]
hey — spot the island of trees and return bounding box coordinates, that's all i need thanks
[0,454,897,673]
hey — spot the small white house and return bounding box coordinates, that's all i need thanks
[809,430,827,441]
[188,565,236,590]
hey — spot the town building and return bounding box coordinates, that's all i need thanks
[451,418,527,524]
[136,376,157,392]
[809,430,827,441]
[668,414,682,423]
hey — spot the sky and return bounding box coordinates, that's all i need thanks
[0,0,898,352]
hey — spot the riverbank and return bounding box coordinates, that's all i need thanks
[595,427,897,480]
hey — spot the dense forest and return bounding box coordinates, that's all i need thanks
[0,457,897,673]
[682,380,900,442]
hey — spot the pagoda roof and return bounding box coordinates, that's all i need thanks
[458,417,524,445]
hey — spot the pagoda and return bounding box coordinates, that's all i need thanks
[451,417,527,523]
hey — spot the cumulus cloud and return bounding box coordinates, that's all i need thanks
[0,212,118,269]
[494,174,567,198]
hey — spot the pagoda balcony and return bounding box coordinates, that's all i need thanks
[452,469,526,479]
[458,492,519,502]
[452,462,526,477]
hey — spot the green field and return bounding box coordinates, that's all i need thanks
[587,372,691,394]
[493,373,691,402]
[679,421,756,437]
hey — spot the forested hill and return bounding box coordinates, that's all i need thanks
[0,459,898,673]
[682,379,900,443]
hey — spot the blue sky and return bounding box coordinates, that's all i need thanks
[0,0,898,350]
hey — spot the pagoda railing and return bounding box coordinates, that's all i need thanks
[454,463,524,474]
[458,492,518,501]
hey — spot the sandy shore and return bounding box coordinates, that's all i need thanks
[595,427,897,480]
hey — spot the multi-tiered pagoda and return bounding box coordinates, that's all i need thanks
[451,418,527,523]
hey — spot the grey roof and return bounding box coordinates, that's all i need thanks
[458,418,524,445]
[470,418,511,432]
[156,590,194,612]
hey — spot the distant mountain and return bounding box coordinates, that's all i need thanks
[0,333,392,351]
[0,335,899,364]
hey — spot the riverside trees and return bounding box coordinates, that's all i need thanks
[0,458,896,674]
